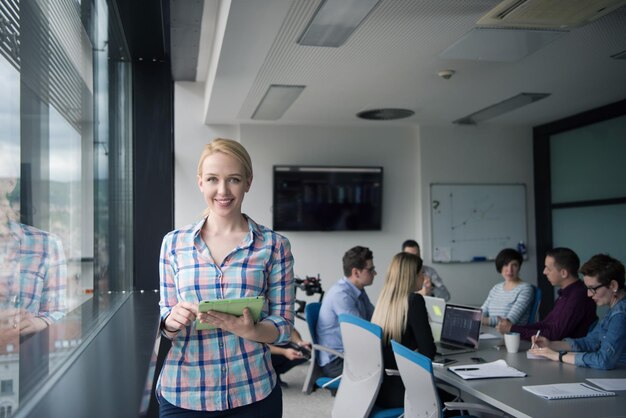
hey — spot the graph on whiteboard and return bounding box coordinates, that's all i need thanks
[430,184,527,263]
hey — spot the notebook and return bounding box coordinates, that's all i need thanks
[523,383,616,400]
[448,359,526,379]
[423,295,446,324]
[435,304,482,356]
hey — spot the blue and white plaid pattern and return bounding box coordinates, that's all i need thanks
[157,216,294,411]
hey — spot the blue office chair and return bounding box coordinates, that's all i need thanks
[391,340,507,418]
[302,302,342,394]
[332,314,403,418]
[528,285,542,324]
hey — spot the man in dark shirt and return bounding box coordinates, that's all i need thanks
[496,247,597,341]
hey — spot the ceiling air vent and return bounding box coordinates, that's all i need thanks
[477,0,626,29]
[357,108,414,120]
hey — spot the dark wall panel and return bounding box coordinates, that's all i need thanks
[133,61,174,291]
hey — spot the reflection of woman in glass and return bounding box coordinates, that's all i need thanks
[481,248,533,326]
[0,144,66,339]
[1,143,67,404]
[157,138,294,417]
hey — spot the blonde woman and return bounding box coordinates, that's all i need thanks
[157,138,294,417]
[371,252,436,408]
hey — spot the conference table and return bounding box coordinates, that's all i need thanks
[432,329,626,418]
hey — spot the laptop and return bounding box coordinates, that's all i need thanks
[435,303,482,356]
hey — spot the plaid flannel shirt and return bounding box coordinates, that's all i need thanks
[157,216,294,411]
[1,221,66,323]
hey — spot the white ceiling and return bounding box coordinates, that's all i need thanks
[189,0,626,127]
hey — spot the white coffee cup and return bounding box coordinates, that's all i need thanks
[504,332,520,353]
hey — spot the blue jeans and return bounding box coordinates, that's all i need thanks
[160,384,282,418]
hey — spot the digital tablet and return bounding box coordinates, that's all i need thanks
[196,296,265,330]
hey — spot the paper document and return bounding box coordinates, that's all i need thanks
[586,378,626,391]
[479,332,500,340]
[448,359,526,380]
[523,383,616,400]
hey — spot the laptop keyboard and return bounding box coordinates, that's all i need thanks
[439,342,462,350]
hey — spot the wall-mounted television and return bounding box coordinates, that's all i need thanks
[273,166,383,231]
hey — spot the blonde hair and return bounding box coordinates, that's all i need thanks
[197,138,253,217]
[371,252,422,344]
[197,138,253,180]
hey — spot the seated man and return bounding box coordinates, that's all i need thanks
[402,239,450,301]
[269,328,311,388]
[316,246,376,378]
[497,247,597,341]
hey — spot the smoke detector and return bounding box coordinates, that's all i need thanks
[438,70,456,80]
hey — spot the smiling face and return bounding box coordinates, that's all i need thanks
[197,152,252,219]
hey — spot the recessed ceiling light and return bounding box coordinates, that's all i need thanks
[440,28,565,62]
[251,85,305,120]
[357,108,415,120]
[298,0,382,47]
[453,93,550,125]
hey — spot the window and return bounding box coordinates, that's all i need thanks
[534,100,626,314]
[0,0,132,413]
[0,380,13,395]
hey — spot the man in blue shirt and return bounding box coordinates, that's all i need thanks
[316,246,376,378]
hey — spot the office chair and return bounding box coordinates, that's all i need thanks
[528,285,542,324]
[302,302,342,394]
[332,314,403,418]
[391,340,507,418]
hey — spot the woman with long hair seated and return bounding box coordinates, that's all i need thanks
[371,252,436,408]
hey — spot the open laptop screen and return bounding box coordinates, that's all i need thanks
[440,304,482,349]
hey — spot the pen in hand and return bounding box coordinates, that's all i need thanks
[531,330,541,349]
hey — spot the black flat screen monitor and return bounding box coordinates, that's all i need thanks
[273,166,383,231]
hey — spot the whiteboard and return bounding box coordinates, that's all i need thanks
[430,184,527,263]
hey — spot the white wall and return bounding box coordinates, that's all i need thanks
[174,81,537,313]
[419,125,537,306]
[175,82,240,227]
[239,124,420,305]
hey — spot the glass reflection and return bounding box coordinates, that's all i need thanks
[2,140,69,413]
[0,0,132,414]
[1,49,22,416]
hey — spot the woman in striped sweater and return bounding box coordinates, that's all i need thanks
[481,248,534,327]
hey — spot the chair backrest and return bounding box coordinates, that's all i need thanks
[305,302,322,344]
[332,314,384,418]
[391,340,441,418]
[302,302,335,394]
[528,285,542,324]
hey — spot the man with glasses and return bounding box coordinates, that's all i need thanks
[316,246,376,378]
[496,247,597,341]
